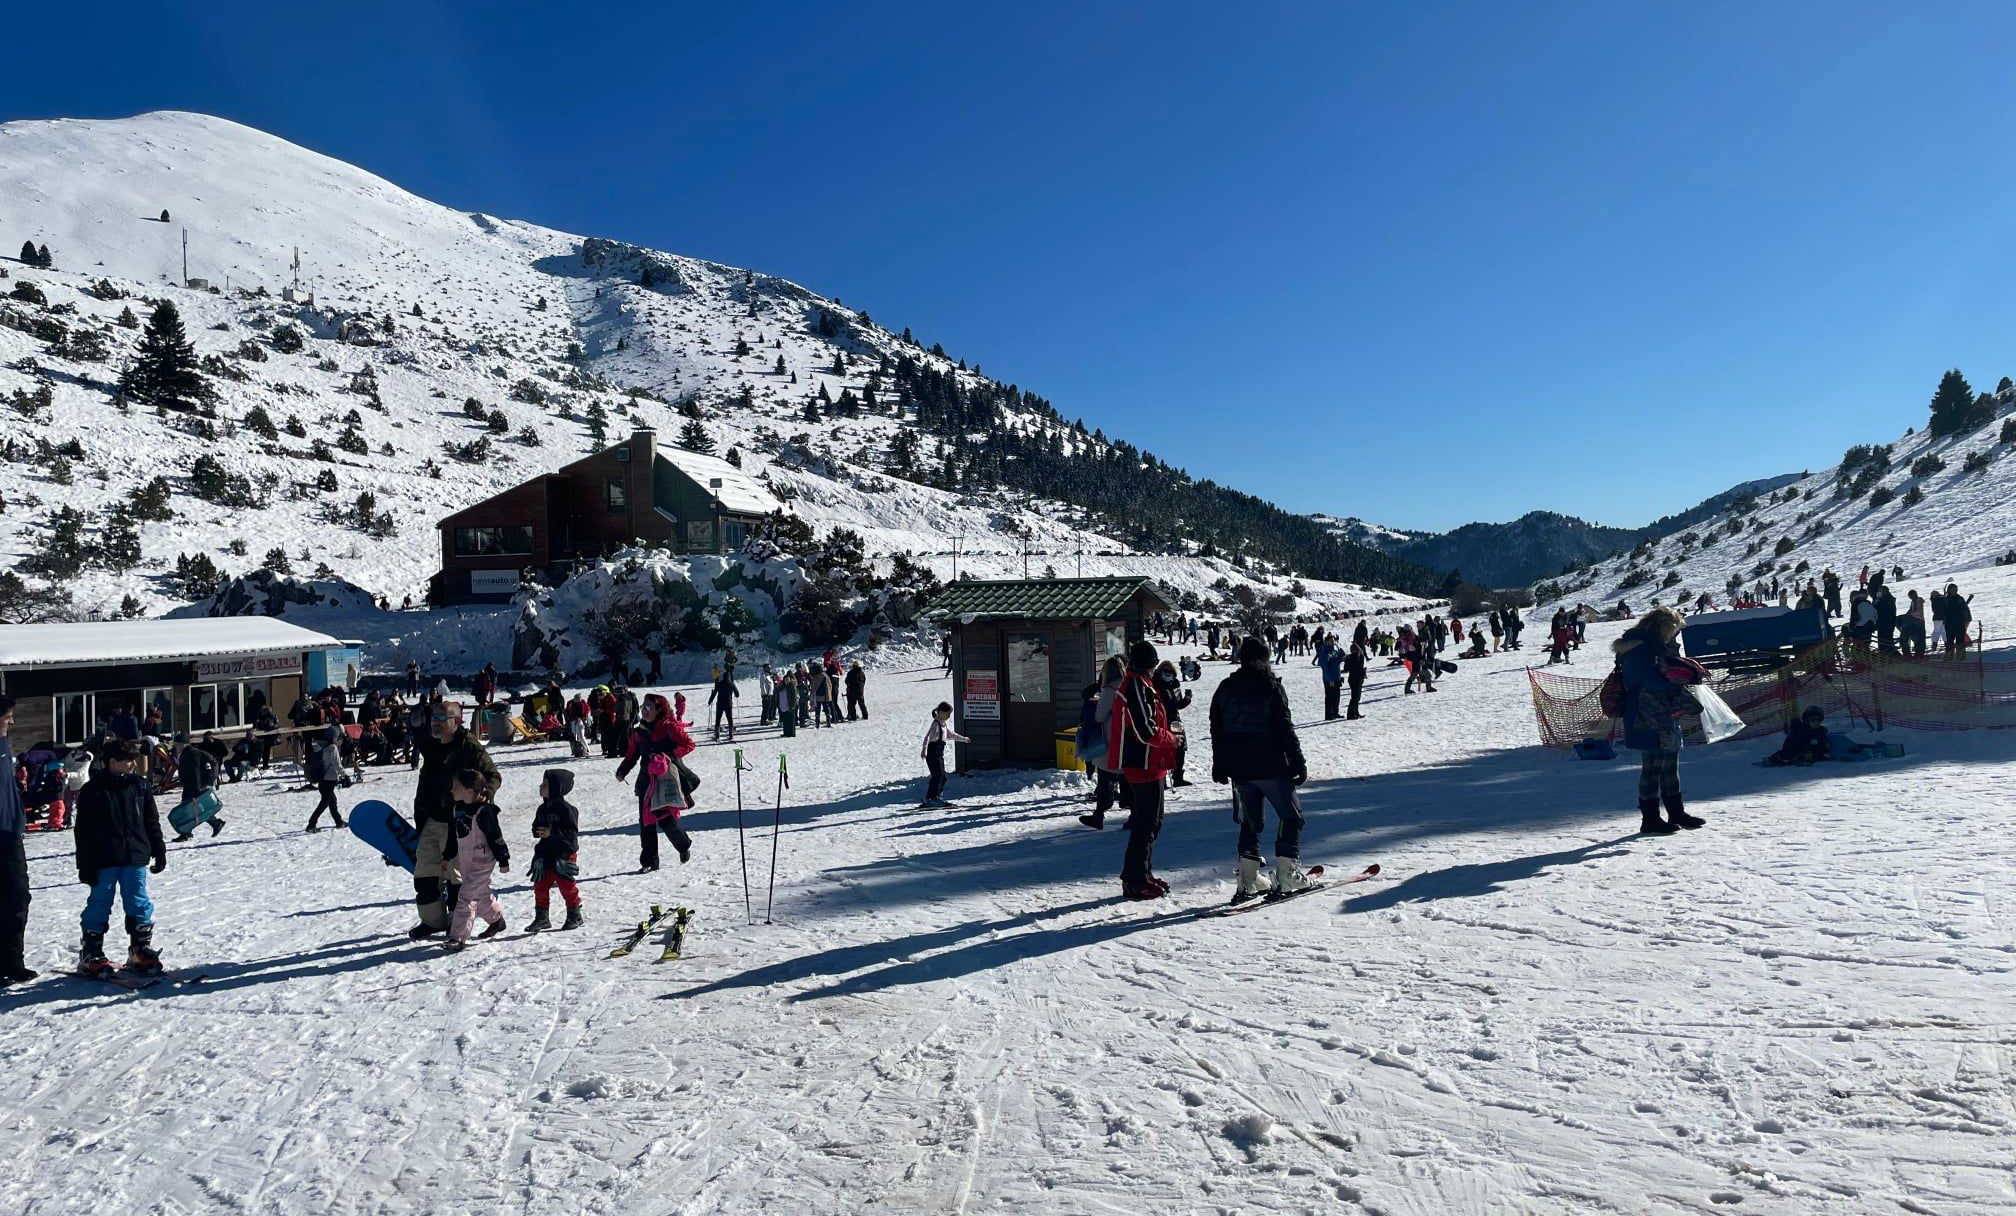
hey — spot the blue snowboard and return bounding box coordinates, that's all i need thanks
[349,799,419,872]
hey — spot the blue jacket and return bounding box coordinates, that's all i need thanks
[1314,645,1345,682]
[0,737,22,834]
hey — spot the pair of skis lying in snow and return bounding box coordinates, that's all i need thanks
[608,905,693,962]
[1207,863,1381,917]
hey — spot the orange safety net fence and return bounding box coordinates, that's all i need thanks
[1528,638,2016,748]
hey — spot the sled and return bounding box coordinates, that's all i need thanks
[167,789,223,837]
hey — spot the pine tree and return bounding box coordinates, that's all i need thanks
[100,510,141,571]
[36,244,51,269]
[119,301,206,411]
[677,419,716,454]
[830,352,844,375]
[263,546,292,575]
[18,240,35,265]
[773,354,786,375]
[117,305,138,328]
[1928,368,1976,436]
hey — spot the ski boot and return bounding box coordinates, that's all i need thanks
[126,920,163,976]
[527,907,552,933]
[1231,856,1273,906]
[561,904,584,931]
[0,966,39,986]
[1122,879,1164,901]
[1271,856,1314,899]
[77,930,112,977]
[1638,803,1678,835]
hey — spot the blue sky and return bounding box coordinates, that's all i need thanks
[11,2,2016,531]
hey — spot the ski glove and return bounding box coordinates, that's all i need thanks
[150,856,167,874]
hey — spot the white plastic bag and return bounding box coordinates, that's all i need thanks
[1695,683,1745,744]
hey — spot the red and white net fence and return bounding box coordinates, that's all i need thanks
[1527,639,2016,748]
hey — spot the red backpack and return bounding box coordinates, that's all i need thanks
[1598,667,1626,718]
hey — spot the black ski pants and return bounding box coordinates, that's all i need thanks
[639,805,692,868]
[925,741,948,802]
[1347,677,1364,719]
[847,690,867,720]
[1,831,28,974]
[1233,779,1302,861]
[1120,779,1165,888]
[1323,680,1341,720]
[308,782,342,828]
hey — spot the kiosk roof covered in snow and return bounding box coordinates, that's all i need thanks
[0,616,346,749]
[431,427,785,604]
[932,577,1170,769]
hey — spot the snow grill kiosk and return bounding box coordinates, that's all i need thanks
[0,617,343,746]
[929,576,1170,769]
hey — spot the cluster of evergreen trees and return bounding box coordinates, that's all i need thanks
[1927,368,2008,437]
[16,240,52,269]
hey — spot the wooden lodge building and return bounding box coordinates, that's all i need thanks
[929,576,1171,769]
[430,427,784,604]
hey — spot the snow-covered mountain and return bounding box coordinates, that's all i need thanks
[0,111,1429,623]
[1535,404,2016,612]
[1317,476,1806,589]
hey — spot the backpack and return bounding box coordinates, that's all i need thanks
[1598,667,1627,719]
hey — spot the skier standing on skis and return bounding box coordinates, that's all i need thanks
[1613,606,1707,835]
[920,701,969,808]
[527,768,584,931]
[72,740,166,976]
[1110,641,1175,899]
[1212,636,1313,904]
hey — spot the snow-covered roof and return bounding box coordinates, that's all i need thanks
[655,447,779,516]
[0,617,344,670]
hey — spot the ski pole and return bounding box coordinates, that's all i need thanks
[734,748,753,925]
[766,752,789,924]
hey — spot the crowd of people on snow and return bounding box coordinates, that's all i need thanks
[0,550,1999,987]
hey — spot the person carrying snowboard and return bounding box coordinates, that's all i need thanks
[170,733,225,842]
[919,701,970,808]
[72,741,167,976]
[1612,606,1707,835]
[1110,641,1176,899]
[1212,636,1313,903]
[527,768,584,931]
[444,769,509,950]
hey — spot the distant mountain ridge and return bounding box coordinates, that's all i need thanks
[1316,474,1802,587]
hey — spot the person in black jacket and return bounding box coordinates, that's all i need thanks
[845,661,869,721]
[72,741,167,976]
[171,734,226,841]
[1614,606,1707,835]
[1211,637,1313,904]
[528,768,584,931]
[0,697,35,987]
[1152,660,1194,787]
[408,703,503,938]
[1764,706,1832,766]
[1345,639,1369,720]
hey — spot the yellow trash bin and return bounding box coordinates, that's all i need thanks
[1054,729,1079,771]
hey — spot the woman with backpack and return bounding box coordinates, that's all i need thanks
[1078,658,1131,830]
[1610,606,1708,836]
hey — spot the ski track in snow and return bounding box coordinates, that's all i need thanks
[6,573,2016,1213]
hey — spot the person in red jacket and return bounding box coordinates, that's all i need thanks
[614,693,694,871]
[1107,641,1175,900]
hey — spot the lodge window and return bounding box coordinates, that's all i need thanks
[144,687,174,734]
[453,525,533,557]
[1007,633,1051,703]
[606,477,628,514]
[723,520,746,549]
[54,693,89,746]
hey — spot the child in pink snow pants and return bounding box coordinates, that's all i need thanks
[446,768,510,950]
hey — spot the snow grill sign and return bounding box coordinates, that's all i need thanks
[194,652,303,679]
[963,670,1001,720]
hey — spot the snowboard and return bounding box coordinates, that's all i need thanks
[349,799,420,873]
[167,789,223,837]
